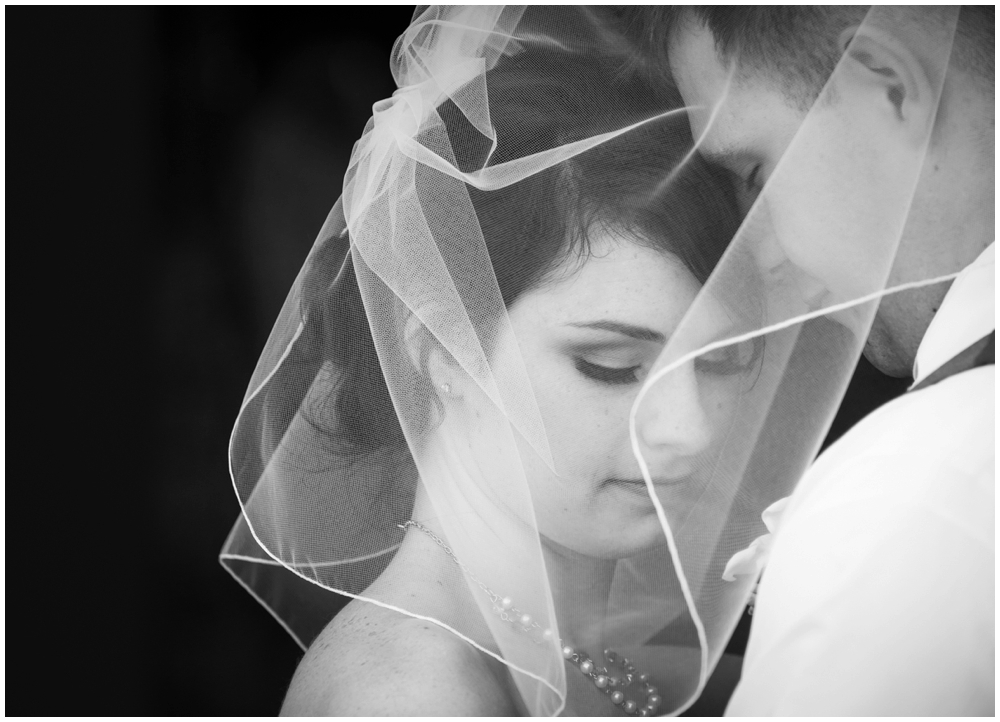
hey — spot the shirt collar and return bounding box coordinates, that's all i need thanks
[911,242,995,387]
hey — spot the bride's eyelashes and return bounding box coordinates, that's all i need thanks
[574,358,642,386]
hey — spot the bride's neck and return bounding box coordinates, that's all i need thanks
[409,471,617,656]
[540,537,617,655]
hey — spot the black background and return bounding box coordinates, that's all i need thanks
[7,6,910,715]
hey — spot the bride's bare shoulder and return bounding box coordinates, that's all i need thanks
[280,597,518,716]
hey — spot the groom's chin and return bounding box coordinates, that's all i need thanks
[862,329,914,379]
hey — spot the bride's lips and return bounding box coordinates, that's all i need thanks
[605,475,693,490]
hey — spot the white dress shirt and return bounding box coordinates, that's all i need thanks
[727,244,995,716]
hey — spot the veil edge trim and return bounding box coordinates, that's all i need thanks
[221,545,403,568]
[219,553,311,653]
[223,317,569,713]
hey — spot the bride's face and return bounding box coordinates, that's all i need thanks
[480,228,746,559]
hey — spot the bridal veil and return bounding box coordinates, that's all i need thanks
[221,7,959,715]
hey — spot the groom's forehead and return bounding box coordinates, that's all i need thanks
[668,25,803,167]
[666,12,797,93]
[667,19,729,100]
[668,17,797,112]
[667,24,731,147]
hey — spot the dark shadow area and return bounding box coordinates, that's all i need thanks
[7,6,912,715]
[8,7,410,715]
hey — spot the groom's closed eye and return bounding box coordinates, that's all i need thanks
[697,147,763,210]
[717,162,763,214]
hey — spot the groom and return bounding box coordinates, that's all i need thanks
[653,6,994,715]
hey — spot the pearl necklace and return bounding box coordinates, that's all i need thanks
[400,521,663,716]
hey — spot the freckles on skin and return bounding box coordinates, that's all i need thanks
[493,231,711,557]
[535,249,690,444]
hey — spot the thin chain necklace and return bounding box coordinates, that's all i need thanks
[400,520,663,716]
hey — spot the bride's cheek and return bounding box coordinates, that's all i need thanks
[555,403,601,477]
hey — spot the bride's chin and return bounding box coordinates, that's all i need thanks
[605,515,668,558]
[545,513,666,561]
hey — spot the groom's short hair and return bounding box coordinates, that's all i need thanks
[644,6,994,107]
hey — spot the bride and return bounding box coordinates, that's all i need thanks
[220,6,854,716]
[276,33,753,714]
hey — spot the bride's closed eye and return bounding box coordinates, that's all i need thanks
[574,358,642,386]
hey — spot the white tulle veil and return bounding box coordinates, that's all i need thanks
[221,6,960,715]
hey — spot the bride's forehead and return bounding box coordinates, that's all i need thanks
[510,236,699,316]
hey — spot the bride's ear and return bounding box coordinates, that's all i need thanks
[837,24,937,145]
[402,310,464,402]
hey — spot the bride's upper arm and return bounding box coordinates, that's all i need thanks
[281,608,518,716]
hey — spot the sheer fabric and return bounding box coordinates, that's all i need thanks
[221,6,959,715]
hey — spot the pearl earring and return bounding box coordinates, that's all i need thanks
[440,383,451,395]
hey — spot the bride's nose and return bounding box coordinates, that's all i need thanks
[634,362,712,461]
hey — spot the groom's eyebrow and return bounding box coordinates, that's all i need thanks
[700,145,743,170]
[568,321,665,343]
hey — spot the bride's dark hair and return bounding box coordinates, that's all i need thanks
[235,50,740,479]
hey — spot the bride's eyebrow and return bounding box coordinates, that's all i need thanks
[567,321,665,343]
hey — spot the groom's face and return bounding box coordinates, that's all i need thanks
[668,20,929,375]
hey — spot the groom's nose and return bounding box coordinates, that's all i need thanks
[634,362,712,463]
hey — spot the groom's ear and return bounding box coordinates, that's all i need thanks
[837,25,937,145]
